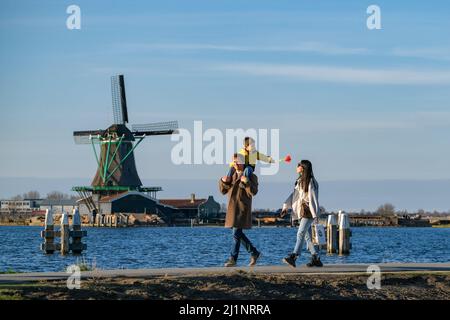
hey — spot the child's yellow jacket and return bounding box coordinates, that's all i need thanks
[230,148,272,168]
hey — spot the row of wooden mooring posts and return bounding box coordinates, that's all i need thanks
[93,213,130,227]
[326,211,352,255]
[40,208,87,255]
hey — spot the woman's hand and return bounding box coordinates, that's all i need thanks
[240,176,249,184]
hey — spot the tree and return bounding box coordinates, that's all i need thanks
[22,190,40,199]
[376,203,396,216]
[10,194,23,200]
[46,191,67,200]
[70,194,80,200]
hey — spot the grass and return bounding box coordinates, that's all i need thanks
[0,289,23,300]
[65,256,97,272]
[0,268,21,274]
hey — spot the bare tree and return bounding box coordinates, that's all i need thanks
[22,190,40,199]
[377,203,396,216]
[10,194,23,200]
[46,191,67,201]
[70,194,80,201]
[45,191,79,201]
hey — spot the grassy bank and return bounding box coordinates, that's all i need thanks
[0,271,449,300]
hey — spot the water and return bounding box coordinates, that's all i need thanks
[0,226,449,272]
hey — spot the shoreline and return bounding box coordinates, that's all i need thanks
[1,223,448,228]
[1,263,449,300]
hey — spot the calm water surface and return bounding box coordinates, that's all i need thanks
[0,226,449,272]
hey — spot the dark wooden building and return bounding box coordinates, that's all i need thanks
[159,194,221,220]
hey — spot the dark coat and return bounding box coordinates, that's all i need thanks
[219,172,258,229]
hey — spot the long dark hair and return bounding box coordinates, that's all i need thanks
[299,160,316,193]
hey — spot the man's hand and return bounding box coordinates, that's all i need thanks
[222,176,231,183]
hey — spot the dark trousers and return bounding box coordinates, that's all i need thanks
[230,228,258,260]
[227,166,254,178]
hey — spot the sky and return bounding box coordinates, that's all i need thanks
[1,0,449,210]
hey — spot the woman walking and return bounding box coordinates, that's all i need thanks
[281,160,323,268]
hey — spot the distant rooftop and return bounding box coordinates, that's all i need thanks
[159,199,207,209]
[40,199,77,206]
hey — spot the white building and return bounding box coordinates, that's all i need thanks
[39,199,77,215]
[0,199,42,211]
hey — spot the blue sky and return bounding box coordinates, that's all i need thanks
[1,1,450,209]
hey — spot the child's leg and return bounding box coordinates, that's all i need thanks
[243,166,253,178]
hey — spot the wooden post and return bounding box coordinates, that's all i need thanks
[91,209,97,227]
[40,209,59,254]
[60,212,70,255]
[327,214,338,254]
[339,213,351,255]
[70,208,87,254]
[337,210,343,228]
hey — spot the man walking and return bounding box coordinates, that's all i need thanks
[219,153,261,267]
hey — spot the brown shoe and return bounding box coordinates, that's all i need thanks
[249,251,261,267]
[224,257,236,267]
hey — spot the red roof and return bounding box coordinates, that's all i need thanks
[159,199,206,209]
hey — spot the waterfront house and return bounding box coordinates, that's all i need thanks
[159,194,221,220]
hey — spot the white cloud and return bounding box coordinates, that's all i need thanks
[214,63,450,85]
[392,47,450,61]
[121,42,369,55]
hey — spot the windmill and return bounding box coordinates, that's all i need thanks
[72,75,178,213]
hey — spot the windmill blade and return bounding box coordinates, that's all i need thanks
[131,121,179,136]
[111,75,129,124]
[73,130,105,144]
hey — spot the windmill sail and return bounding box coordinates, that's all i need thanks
[111,75,129,124]
[132,121,178,136]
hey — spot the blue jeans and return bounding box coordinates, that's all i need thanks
[293,218,319,256]
[227,166,253,178]
[230,228,258,260]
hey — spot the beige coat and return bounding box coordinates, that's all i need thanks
[219,172,258,229]
[284,177,320,220]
